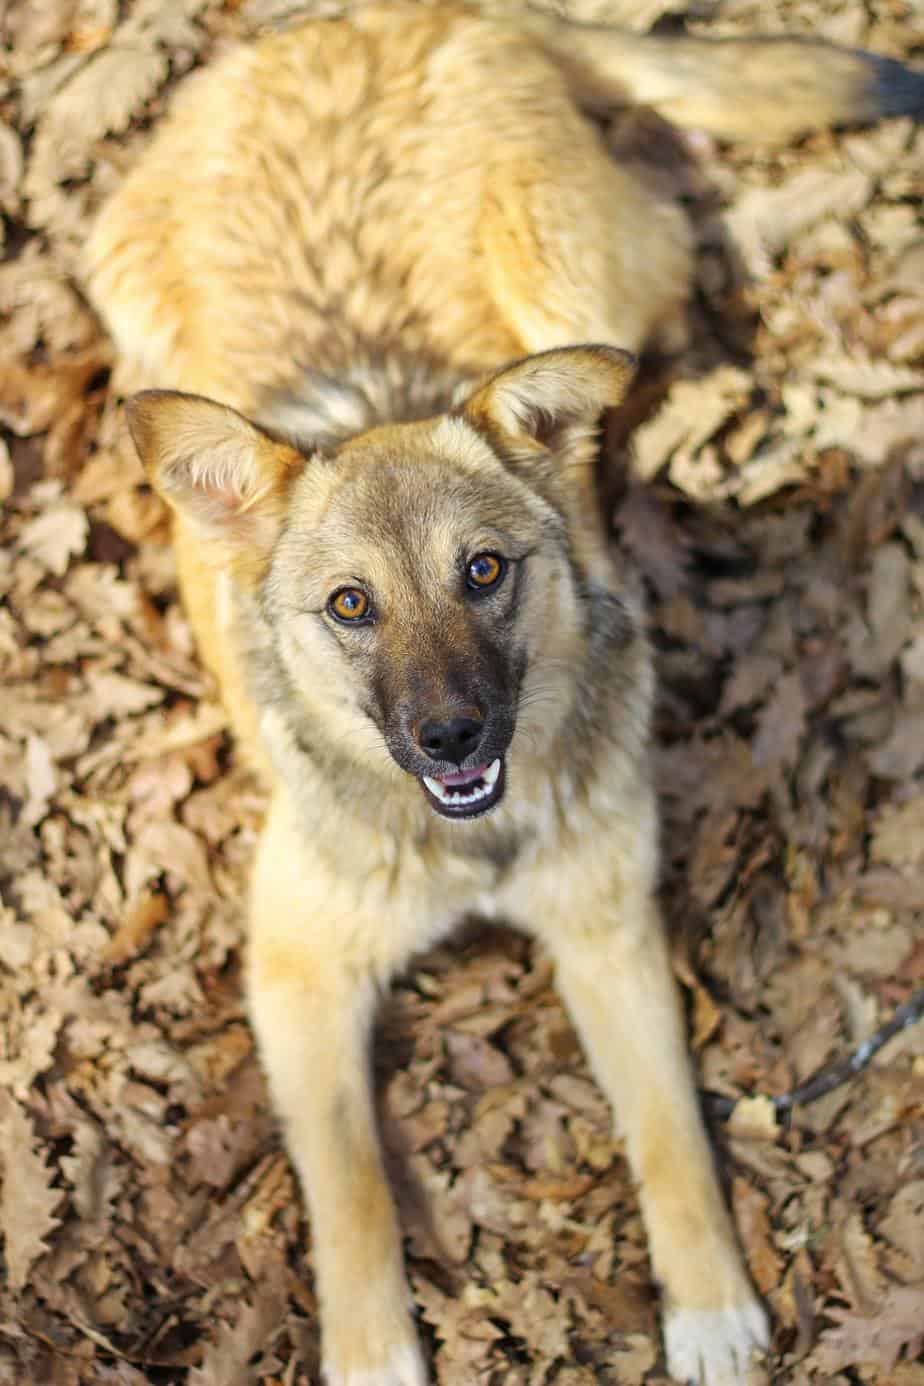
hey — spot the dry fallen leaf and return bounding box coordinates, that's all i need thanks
[18,502,89,575]
[732,1177,783,1297]
[28,43,169,183]
[0,1092,64,1292]
[728,1096,781,1143]
[871,797,924,872]
[0,352,104,438]
[879,1180,924,1284]
[810,1285,924,1375]
[727,166,872,270]
[632,367,751,483]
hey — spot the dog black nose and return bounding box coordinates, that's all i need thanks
[418,715,484,765]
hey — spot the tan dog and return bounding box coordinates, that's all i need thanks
[86,6,922,1383]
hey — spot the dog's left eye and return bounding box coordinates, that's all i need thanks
[466,552,506,591]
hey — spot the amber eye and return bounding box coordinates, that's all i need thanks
[466,552,506,591]
[328,587,371,623]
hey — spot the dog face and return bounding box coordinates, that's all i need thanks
[127,347,634,819]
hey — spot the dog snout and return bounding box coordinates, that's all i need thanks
[417,713,484,766]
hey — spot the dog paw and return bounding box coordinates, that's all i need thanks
[664,1301,769,1386]
[324,1341,429,1386]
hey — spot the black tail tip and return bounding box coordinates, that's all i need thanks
[863,51,924,121]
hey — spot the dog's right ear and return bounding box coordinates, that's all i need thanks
[126,391,305,556]
[461,346,635,461]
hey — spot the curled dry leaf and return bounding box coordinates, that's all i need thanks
[187,1286,286,1386]
[728,1095,781,1143]
[810,1285,924,1375]
[0,352,105,438]
[0,1092,64,1292]
[871,797,924,872]
[102,885,169,965]
[732,1177,783,1297]
[0,439,12,502]
[808,352,922,401]
[18,502,89,575]
[879,1180,924,1283]
[726,166,873,270]
[27,43,169,186]
[0,121,23,226]
[631,367,751,483]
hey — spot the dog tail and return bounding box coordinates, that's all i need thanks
[526,16,924,141]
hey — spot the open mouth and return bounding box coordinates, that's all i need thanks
[420,758,505,819]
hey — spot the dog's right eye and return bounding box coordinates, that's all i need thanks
[328,587,372,623]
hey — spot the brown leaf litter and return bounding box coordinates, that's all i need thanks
[1,0,923,1382]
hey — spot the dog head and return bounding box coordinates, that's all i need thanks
[127,346,635,820]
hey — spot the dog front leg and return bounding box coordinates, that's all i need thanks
[247,806,428,1386]
[545,894,769,1386]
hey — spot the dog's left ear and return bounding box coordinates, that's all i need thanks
[461,345,635,459]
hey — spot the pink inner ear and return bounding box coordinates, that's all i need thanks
[205,480,246,514]
[192,463,261,523]
[193,471,279,545]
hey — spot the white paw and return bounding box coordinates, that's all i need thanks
[324,1341,429,1386]
[664,1301,769,1386]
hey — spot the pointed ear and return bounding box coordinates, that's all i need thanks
[462,346,635,457]
[125,390,305,554]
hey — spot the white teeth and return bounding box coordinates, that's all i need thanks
[422,759,503,809]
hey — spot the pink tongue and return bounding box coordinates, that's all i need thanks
[438,764,487,787]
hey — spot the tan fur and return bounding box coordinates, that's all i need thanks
[85,6,920,1383]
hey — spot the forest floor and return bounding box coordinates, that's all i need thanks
[1,1,922,1383]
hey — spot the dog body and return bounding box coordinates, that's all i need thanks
[86,6,922,1383]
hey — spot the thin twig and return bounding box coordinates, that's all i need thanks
[703,985,924,1121]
